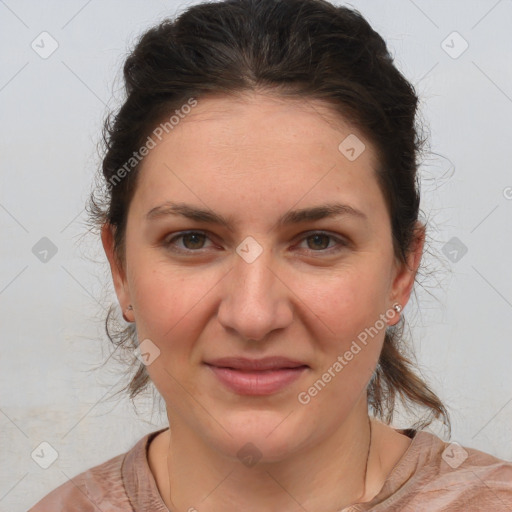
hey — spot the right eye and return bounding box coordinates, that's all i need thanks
[164,231,216,253]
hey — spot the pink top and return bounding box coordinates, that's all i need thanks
[29,427,512,511]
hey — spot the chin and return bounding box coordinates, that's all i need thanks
[202,409,315,464]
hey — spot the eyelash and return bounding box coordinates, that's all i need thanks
[163,230,348,255]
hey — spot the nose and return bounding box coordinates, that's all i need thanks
[217,249,294,342]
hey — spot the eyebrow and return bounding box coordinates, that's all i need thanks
[145,201,368,227]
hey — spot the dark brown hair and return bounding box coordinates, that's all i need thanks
[89,0,450,432]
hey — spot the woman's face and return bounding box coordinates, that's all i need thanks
[104,93,420,461]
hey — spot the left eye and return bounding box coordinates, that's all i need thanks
[297,232,346,252]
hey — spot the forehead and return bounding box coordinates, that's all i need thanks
[131,92,385,221]
[154,92,376,161]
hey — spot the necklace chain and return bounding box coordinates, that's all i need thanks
[358,415,373,503]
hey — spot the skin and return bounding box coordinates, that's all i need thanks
[102,92,424,511]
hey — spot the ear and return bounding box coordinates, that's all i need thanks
[388,222,425,325]
[101,223,134,322]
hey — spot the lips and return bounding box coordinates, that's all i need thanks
[204,357,309,395]
[205,356,309,371]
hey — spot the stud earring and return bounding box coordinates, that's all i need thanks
[122,304,133,322]
[393,303,402,314]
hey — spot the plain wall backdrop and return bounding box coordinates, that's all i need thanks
[1,0,511,510]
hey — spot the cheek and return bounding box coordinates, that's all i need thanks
[298,264,389,349]
[127,265,216,402]
[295,269,388,423]
[127,260,216,353]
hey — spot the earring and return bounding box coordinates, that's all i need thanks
[393,303,402,314]
[122,304,133,323]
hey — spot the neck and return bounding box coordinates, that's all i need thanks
[161,396,379,512]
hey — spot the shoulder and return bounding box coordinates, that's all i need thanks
[28,451,129,512]
[28,430,160,512]
[386,430,512,511]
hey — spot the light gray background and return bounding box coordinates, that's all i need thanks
[1,1,511,510]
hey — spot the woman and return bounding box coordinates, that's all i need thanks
[29,0,512,510]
